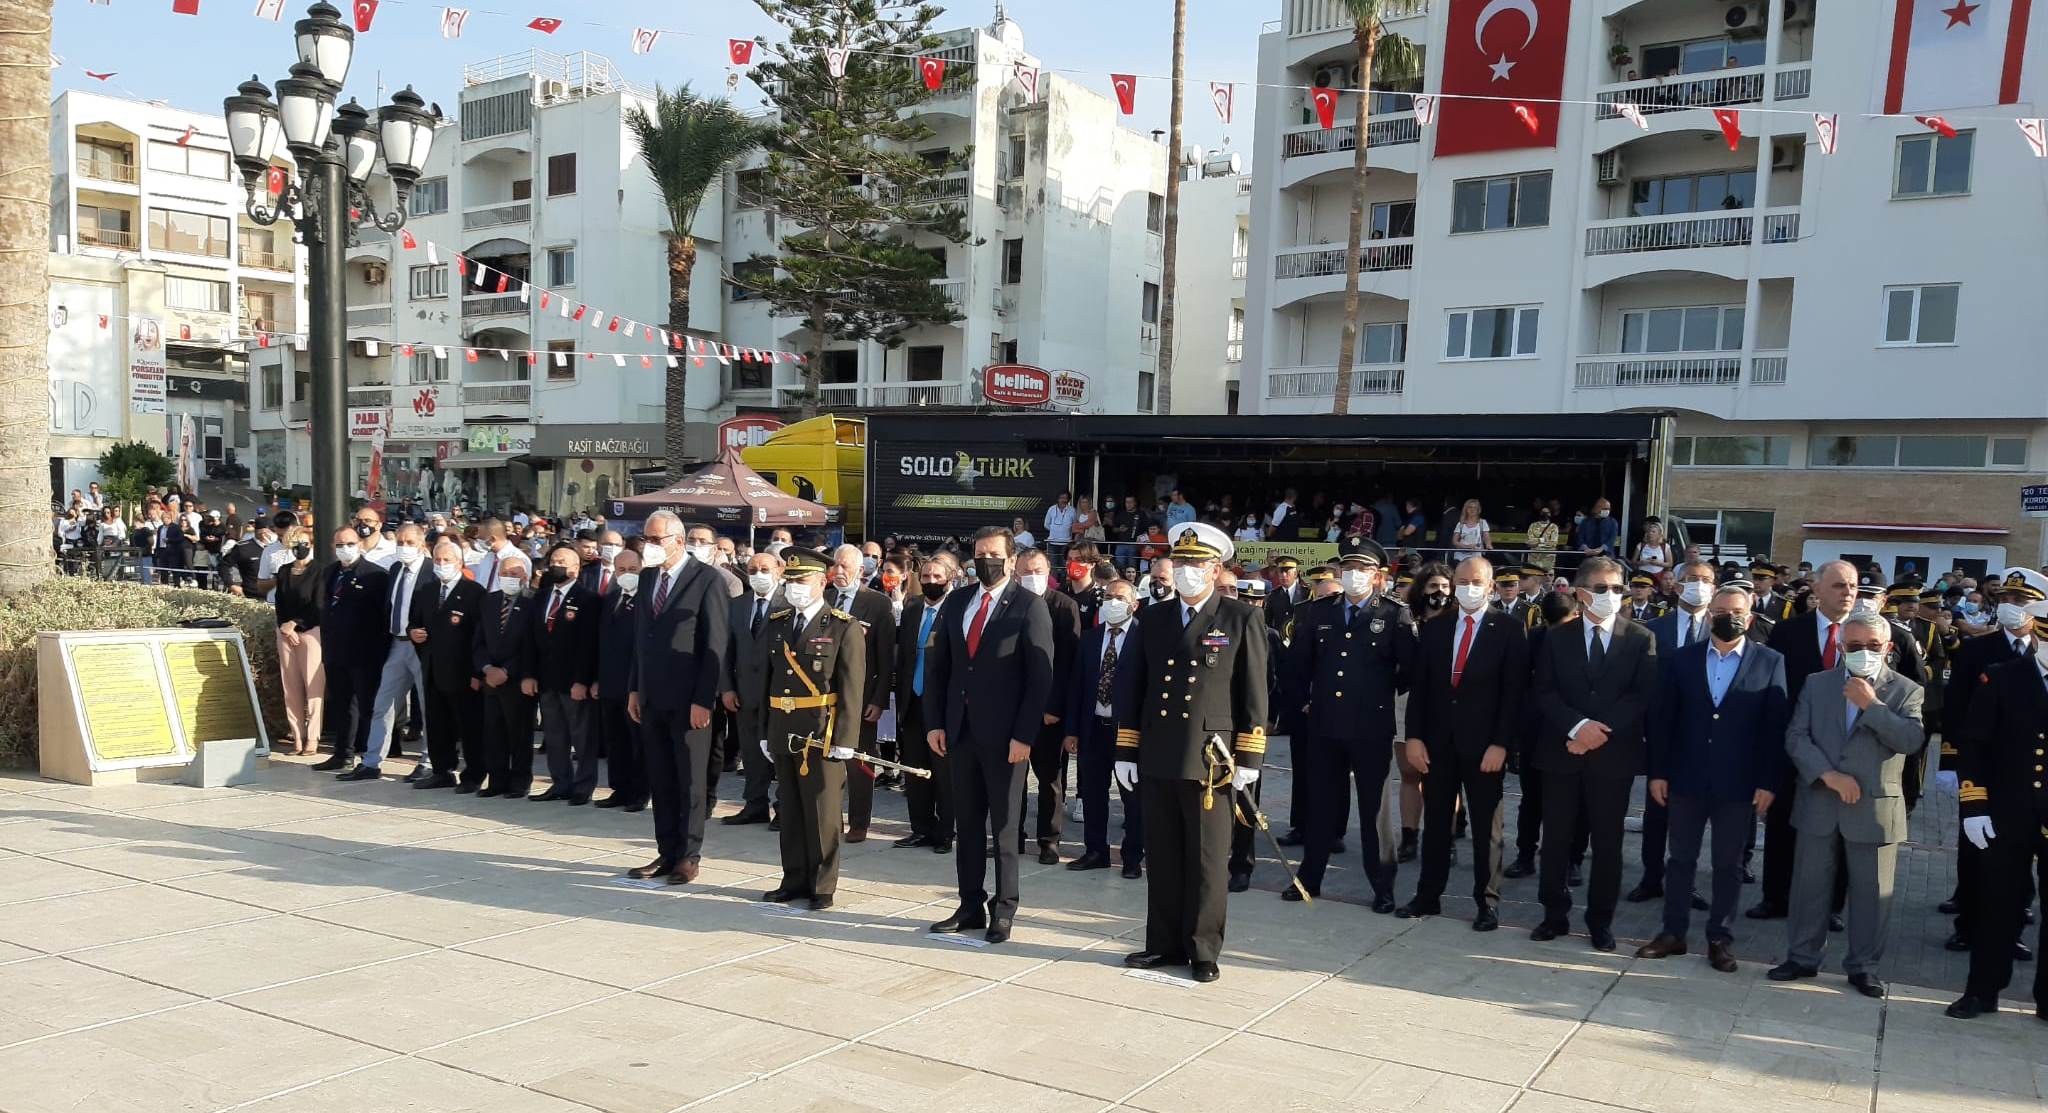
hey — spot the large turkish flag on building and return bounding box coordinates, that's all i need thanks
[1434,0,1574,157]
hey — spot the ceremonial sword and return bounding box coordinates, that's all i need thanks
[786,732,933,780]
[1205,735,1313,905]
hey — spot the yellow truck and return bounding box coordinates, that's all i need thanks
[741,414,867,537]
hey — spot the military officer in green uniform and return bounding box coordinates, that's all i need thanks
[746,547,865,912]
[1117,523,1269,984]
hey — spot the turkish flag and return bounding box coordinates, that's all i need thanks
[171,0,198,14]
[495,272,509,294]
[1916,114,1959,138]
[1712,108,1742,150]
[1110,74,1136,115]
[1881,0,2033,114]
[729,39,754,66]
[919,57,945,90]
[1310,87,1338,129]
[527,17,561,33]
[399,229,415,249]
[265,166,286,195]
[353,0,376,32]
[572,305,586,321]
[465,348,478,363]
[1434,0,1573,156]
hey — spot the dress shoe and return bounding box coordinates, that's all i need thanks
[628,858,675,880]
[1944,932,1973,952]
[1848,973,1885,999]
[1121,862,1142,879]
[1635,934,1688,959]
[500,787,529,801]
[567,793,590,806]
[1124,950,1185,969]
[1281,886,1318,902]
[1625,881,1663,903]
[476,784,503,798]
[1530,922,1567,942]
[337,766,379,782]
[1767,961,1819,981]
[594,795,625,809]
[453,781,480,795]
[1741,865,1757,884]
[310,754,349,771]
[414,773,457,790]
[931,838,952,854]
[1708,940,1738,973]
[1037,844,1060,865]
[1331,842,1347,855]
[845,827,868,844]
[622,799,646,813]
[2019,942,2035,963]
[1472,907,1499,932]
[1938,898,1960,915]
[984,919,1012,945]
[1691,895,1709,912]
[760,886,806,903]
[1945,994,1995,1019]
[1190,960,1220,984]
[402,765,429,784]
[895,833,936,849]
[530,789,566,802]
[1503,857,1536,879]
[1370,895,1396,915]
[1228,872,1251,893]
[808,895,835,912]
[677,860,700,883]
[1396,900,1441,920]
[1067,852,1111,871]
[1590,928,1617,952]
[930,910,988,934]
[1568,865,1584,888]
[1828,913,1846,932]
[1276,829,1305,847]
[1745,901,1787,921]
[768,816,781,832]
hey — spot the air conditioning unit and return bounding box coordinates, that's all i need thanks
[363,262,387,285]
[1312,63,1349,89]
[1595,150,1625,185]
[1725,1,1767,39]
[1783,0,1815,28]
[1771,137,1803,170]
[538,78,570,102]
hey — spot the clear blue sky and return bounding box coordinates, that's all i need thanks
[54,0,1269,160]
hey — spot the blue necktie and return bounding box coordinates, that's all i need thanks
[913,606,937,697]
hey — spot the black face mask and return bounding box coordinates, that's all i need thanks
[1150,580,1175,601]
[291,543,312,560]
[354,523,376,538]
[1710,613,1749,642]
[1425,591,1450,611]
[541,567,571,584]
[920,581,946,602]
[972,556,1006,587]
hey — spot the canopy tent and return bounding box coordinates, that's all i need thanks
[605,451,829,529]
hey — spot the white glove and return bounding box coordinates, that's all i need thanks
[1232,767,1260,791]
[827,746,856,761]
[759,739,772,761]
[1114,761,1138,791]
[1963,815,1996,850]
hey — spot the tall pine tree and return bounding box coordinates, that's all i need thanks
[744,0,970,414]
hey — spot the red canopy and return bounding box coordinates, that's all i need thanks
[605,451,829,528]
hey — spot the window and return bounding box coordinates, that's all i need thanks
[1450,172,1550,233]
[1444,305,1539,360]
[410,177,448,215]
[145,140,228,180]
[733,168,767,208]
[77,204,133,246]
[1006,135,1025,178]
[920,247,947,276]
[1619,306,1744,354]
[410,349,448,383]
[546,246,576,286]
[1000,339,1019,363]
[731,261,769,302]
[164,276,229,313]
[1002,238,1023,284]
[1672,507,1776,561]
[733,353,774,389]
[1630,170,1757,216]
[1359,321,1407,364]
[1894,131,1973,198]
[546,153,576,196]
[1882,284,1959,345]
[408,263,448,300]
[148,208,230,257]
[512,178,532,201]
[1808,435,1900,467]
[1809,434,2016,469]
[1370,200,1415,240]
[1146,193,1165,234]
[1141,282,1161,325]
[1671,436,1790,467]
[907,345,945,382]
[545,340,577,382]
[242,288,279,331]
[77,139,132,178]
[261,362,283,410]
[1138,370,1156,412]
[1898,435,1987,468]
[1640,36,1764,77]
[1228,307,1246,344]
[918,147,952,171]
[1993,437,2029,467]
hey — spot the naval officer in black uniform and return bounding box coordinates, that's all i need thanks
[1117,523,1269,984]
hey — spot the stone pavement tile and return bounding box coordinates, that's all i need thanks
[0,1000,387,1113]
[1341,925,1626,1020]
[869,982,1232,1100]
[1737,977,1888,1036]
[1873,1016,2044,1098]
[1253,978,1579,1086]
[649,939,990,1040]
[681,1043,1102,1113]
[1126,1031,1520,1113]
[163,854,452,912]
[141,792,367,832]
[1508,1095,1648,1113]
[20,780,240,813]
[1014,946,1324,1029]
[573,851,774,895]
[238,1056,592,1113]
[803,909,1130,982]
[231,949,614,1053]
[0,957,198,1047]
[0,883,265,953]
[46,826,324,882]
[0,940,41,964]
[1215,893,1418,973]
[457,903,794,990]
[423,991,839,1112]
[0,801,186,855]
[1873,1083,2045,1113]
[0,854,138,903]
[0,772,57,794]
[73,915,429,999]
[296,878,600,948]
[349,827,609,881]
[1535,1037,1873,1113]
[232,807,488,857]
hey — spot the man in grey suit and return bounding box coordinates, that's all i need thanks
[1769,612,1925,996]
[720,549,785,826]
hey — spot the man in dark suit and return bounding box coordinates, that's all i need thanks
[313,526,389,774]
[1628,557,1722,903]
[1263,555,1307,640]
[1400,556,1528,930]
[1227,578,1284,890]
[922,526,1055,944]
[592,548,646,810]
[626,511,731,885]
[1636,586,1788,972]
[720,549,785,826]
[471,551,535,798]
[408,540,484,791]
[1015,547,1082,863]
[825,544,895,842]
[894,556,955,852]
[1529,555,1660,952]
[525,544,602,804]
[1064,577,1144,876]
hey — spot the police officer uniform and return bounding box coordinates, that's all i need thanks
[1752,560,1796,624]
[746,548,865,911]
[1264,555,1307,637]
[1287,536,1416,909]
[1228,578,1284,889]
[1116,524,1268,982]
[1626,573,1669,623]
[1496,566,1544,632]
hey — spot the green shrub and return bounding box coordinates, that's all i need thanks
[0,579,284,769]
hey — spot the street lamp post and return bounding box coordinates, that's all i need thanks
[223,2,437,558]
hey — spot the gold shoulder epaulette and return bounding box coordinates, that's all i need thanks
[768,609,793,620]
[830,608,854,622]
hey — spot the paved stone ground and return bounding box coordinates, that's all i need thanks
[3,753,2046,1113]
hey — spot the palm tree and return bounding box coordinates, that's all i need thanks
[627,86,763,479]
[1154,0,1187,415]
[0,0,51,595]
[1332,2,1421,416]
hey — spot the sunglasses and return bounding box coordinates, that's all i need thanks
[1581,584,1627,595]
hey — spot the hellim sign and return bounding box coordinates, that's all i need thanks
[981,363,1052,407]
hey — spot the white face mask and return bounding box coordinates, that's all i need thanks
[1583,588,1622,620]
[1099,598,1132,627]
[396,545,423,566]
[643,539,671,568]
[1018,573,1048,595]
[1851,598,1879,616]
[497,575,527,595]
[1997,602,2032,632]
[1843,648,1883,678]
[1454,584,1489,612]
[861,556,879,579]
[334,544,360,565]
[783,581,816,609]
[1679,581,1713,608]
[748,571,776,596]
[615,572,640,595]
[598,544,622,563]
[1172,565,1209,598]
[432,562,460,584]
[1339,570,1375,598]
[686,543,713,564]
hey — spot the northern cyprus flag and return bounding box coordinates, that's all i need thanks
[1880,0,2034,114]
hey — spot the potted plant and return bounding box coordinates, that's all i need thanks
[1609,42,1633,75]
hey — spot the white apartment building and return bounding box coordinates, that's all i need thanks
[721,17,1180,414]
[1166,163,1252,414]
[1245,0,2048,572]
[49,90,307,491]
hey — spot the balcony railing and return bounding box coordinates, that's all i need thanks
[930,279,964,306]
[286,399,311,422]
[77,227,136,249]
[901,172,970,204]
[1573,355,1743,389]
[345,305,392,326]
[1762,210,1800,243]
[1280,115,1421,159]
[1275,238,1415,279]
[76,158,137,184]
[461,380,532,408]
[1265,364,1404,399]
[347,385,392,408]
[1231,255,1248,279]
[1774,65,1813,101]
[462,201,531,230]
[1585,212,1752,256]
[461,293,528,319]
[1286,0,1424,36]
[1750,351,1789,384]
[1596,67,1766,119]
[814,380,973,408]
[1139,324,1159,355]
[240,248,293,272]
